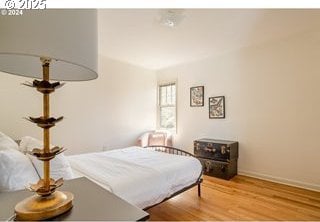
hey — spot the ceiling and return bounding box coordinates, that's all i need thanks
[98,9,320,70]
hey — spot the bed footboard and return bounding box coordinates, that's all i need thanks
[143,145,204,210]
[144,145,196,157]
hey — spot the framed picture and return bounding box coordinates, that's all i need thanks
[209,96,225,119]
[190,86,204,107]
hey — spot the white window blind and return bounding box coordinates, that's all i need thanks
[158,83,176,130]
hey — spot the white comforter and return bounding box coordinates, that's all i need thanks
[68,146,202,209]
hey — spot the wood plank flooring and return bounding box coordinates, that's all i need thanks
[147,175,320,221]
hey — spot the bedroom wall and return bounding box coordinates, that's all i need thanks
[157,31,320,191]
[0,55,157,154]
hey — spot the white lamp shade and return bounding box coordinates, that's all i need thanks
[0,9,98,81]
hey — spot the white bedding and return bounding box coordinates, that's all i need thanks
[68,146,202,209]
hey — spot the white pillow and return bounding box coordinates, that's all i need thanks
[0,132,19,151]
[0,149,39,192]
[20,136,74,180]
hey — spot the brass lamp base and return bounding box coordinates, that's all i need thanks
[15,191,73,221]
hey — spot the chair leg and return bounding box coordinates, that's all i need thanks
[198,183,201,197]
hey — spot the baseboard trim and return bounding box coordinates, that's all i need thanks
[238,170,320,192]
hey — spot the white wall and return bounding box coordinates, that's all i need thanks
[0,55,157,154]
[157,31,320,191]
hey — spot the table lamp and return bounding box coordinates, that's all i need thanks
[0,9,98,220]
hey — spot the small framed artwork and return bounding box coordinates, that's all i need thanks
[209,96,225,119]
[190,86,204,107]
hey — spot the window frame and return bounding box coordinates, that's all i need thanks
[157,81,177,133]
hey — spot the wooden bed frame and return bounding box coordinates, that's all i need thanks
[143,145,204,210]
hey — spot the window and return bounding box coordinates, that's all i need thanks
[158,83,176,131]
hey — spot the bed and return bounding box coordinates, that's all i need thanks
[68,145,203,209]
[1,132,203,211]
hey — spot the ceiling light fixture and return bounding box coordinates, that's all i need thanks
[158,9,185,28]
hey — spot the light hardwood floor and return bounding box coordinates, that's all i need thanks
[147,175,320,221]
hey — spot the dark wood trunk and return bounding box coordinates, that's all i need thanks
[194,138,238,180]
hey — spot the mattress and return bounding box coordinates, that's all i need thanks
[68,146,202,209]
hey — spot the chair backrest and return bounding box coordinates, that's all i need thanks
[148,132,166,146]
[137,131,173,147]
